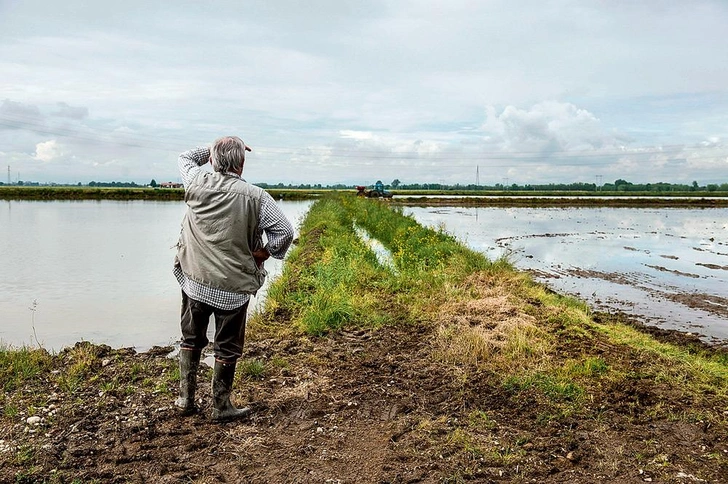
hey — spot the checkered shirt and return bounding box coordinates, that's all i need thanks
[173,146,294,310]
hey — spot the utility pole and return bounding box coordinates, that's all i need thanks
[476,166,480,187]
[596,175,602,191]
[7,165,10,185]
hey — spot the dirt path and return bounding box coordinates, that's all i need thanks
[3,316,727,483]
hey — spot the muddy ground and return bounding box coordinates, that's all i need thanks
[2,314,728,484]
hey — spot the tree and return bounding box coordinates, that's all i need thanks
[391,179,401,188]
[150,179,158,188]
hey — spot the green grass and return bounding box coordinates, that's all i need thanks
[0,345,53,393]
[238,358,266,379]
[589,321,728,397]
[258,197,396,335]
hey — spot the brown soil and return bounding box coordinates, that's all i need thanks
[3,315,728,484]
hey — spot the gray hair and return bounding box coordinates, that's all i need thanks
[210,136,246,173]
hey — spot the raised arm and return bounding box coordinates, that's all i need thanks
[178,147,211,189]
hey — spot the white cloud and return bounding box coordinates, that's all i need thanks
[339,130,373,141]
[481,102,629,153]
[34,140,61,162]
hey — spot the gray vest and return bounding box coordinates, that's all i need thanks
[175,171,266,294]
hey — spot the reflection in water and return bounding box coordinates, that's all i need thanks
[0,200,311,351]
[406,206,728,343]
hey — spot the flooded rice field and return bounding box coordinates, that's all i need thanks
[0,199,311,351]
[406,206,728,344]
[3,199,726,350]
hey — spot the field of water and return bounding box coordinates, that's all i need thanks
[407,206,728,343]
[0,199,311,351]
[3,200,727,350]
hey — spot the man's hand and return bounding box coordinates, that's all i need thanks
[252,247,270,268]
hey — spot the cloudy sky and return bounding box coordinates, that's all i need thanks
[1,0,727,186]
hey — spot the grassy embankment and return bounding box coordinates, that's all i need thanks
[259,194,728,394]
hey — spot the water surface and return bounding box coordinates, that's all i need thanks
[0,200,311,351]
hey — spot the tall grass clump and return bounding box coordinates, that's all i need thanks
[0,345,53,393]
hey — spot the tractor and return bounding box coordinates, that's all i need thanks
[356,180,393,198]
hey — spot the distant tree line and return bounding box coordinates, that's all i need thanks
[390,179,728,192]
[88,181,142,187]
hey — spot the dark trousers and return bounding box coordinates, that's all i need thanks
[180,291,249,363]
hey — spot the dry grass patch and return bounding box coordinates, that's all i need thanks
[434,272,551,371]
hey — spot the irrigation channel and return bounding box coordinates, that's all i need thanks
[2,197,726,349]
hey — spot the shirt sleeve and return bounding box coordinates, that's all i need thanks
[258,191,294,260]
[178,147,210,188]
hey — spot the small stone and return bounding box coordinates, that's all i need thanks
[102,359,111,367]
[316,427,324,433]
[26,416,42,425]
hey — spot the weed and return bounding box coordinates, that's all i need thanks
[4,403,19,417]
[141,377,155,388]
[0,345,52,392]
[27,299,41,348]
[14,445,35,465]
[154,381,173,395]
[467,410,496,430]
[239,359,266,379]
[168,364,181,383]
[504,373,584,403]
[129,363,145,381]
[488,445,523,466]
[269,355,289,369]
[564,357,609,377]
[100,377,120,393]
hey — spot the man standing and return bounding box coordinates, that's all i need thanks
[173,136,294,421]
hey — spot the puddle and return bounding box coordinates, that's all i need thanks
[354,225,396,271]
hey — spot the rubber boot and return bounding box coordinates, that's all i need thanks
[174,349,201,415]
[211,361,252,422]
